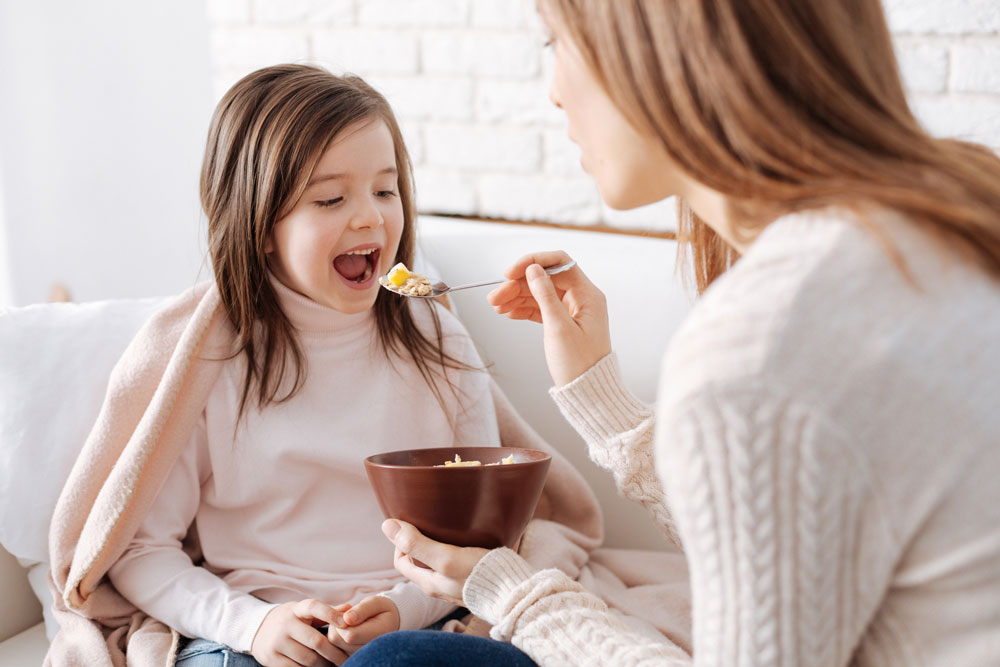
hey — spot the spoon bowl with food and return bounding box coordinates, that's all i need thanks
[379,261,577,298]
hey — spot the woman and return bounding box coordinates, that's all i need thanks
[350,1,1000,665]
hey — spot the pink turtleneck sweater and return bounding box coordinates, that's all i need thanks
[108,278,499,651]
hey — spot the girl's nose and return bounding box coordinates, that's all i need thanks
[350,198,384,230]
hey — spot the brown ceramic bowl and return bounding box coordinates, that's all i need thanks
[364,446,551,549]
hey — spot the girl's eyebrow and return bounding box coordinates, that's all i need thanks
[307,166,397,187]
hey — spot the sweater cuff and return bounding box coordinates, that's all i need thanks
[549,353,652,444]
[380,580,456,631]
[462,547,536,627]
[220,596,279,654]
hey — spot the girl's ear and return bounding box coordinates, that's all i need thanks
[264,235,274,254]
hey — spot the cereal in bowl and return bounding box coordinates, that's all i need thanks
[436,453,516,467]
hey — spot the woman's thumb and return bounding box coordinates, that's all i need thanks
[525,264,565,322]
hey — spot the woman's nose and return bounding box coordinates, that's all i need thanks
[549,81,563,109]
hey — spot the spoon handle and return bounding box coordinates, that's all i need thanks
[447,260,577,293]
[446,278,506,292]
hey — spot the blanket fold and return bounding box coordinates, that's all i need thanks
[45,282,689,666]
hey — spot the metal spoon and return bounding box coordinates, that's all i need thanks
[380,260,577,298]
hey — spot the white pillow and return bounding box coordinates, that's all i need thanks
[0,297,166,635]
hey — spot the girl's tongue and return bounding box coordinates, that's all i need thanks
[333,251,376,282]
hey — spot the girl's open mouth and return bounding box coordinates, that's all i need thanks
[333,247,381,286]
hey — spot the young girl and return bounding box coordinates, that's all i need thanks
[104,64,500,666]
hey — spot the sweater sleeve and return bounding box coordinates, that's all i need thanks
[461,387,898,667]
[463,548,689,665]
[549,353,680,546]
[107,417,277,652]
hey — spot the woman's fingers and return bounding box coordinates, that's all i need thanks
[392,547,463,605]
[490,253,612,386]
[384,520,451,573]
[524,264,571,326]
[501,250,574,280]
[381,520,486,606]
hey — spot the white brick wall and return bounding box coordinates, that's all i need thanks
[209,0,1000,232]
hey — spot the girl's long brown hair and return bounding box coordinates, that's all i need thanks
[201,64,469,419]
[543,0,1000,293]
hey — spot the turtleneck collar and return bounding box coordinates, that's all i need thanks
[268,272,375,335]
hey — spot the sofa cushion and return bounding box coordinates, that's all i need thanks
[0,298,166,566]
[0,297,167,638]
[0,623,47,666]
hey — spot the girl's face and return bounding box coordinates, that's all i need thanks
[267,119,404,314]
[543,10,681,210]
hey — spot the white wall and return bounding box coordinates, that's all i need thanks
[4,0,995,306]
[207,0,1000,234]
[0,153,11,308]
[0,0,214,306]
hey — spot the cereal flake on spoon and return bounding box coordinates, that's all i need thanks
[379,262,433,296]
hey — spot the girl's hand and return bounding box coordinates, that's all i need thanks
[487,251,611,387]
[251,599,348,666]
[381,519,489,606]
[327,596,400,654]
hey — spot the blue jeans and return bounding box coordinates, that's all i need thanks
[174,638,263,666]
[175,634,536,667]
[342,631,538,666]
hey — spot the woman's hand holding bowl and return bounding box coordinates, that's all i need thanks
[381,519,489,606]
[487,250,611,387]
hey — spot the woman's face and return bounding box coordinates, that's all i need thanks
[266,118,404,314]
[543,11,680,210]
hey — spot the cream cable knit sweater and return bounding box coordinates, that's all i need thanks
[462,208,1000,666]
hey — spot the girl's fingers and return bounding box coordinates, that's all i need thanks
[287,621,345,665]
[292,599,340,628]
[268,655,301,667]
[342,595,390,626]
[276,636,327,667]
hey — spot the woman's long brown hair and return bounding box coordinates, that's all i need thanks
[201,64,470,420]
[543,0,1000,293]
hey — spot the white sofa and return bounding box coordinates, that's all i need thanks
[0,216,691,662]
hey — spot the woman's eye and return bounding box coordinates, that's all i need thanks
[315,197,343,208]
[376,190,398,199]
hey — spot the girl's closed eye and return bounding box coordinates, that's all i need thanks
[316,197,343,208]
[376,190,398,199]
